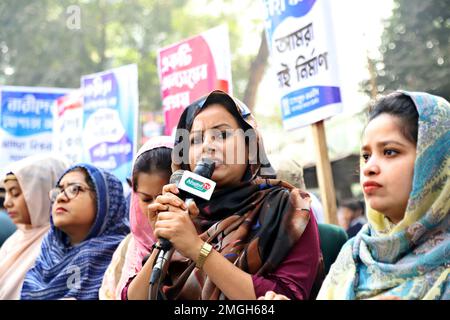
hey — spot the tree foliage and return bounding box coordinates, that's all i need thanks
[362,0,450,100]
[0,0,265,111]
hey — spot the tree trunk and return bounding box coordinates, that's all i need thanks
[243,30,269,112]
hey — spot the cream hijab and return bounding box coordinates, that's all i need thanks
[0,154,69,299]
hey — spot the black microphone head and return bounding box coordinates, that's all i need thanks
[169,170,185,185]
[193,158,216,178]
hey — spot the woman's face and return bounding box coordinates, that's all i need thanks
[189,103,248,188]
[360,113,417,224]
[3,176,32,225]
[135,171,169,215]
[51,170,96,242]
[337,207,353,230]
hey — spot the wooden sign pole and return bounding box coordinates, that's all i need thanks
[311,120,338,225]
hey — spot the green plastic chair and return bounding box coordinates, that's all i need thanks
[317,223,348,274]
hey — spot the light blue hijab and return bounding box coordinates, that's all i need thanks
[318,91,449,300]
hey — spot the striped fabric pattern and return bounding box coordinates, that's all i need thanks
[21,164,129,300]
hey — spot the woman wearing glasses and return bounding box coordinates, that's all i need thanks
[0,154,69,299]
[21,164,129,300]
[126,90,322,300]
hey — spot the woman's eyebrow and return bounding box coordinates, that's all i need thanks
[57,182,86,188]
[361,140,407,150]
[6,186,18,193]
[190,124,232,134]
[378,140,407,147]
[136,190,152,197]
[212,123,232,129]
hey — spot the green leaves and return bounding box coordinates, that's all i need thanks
[362,0,450,101]
[0,0,265,113]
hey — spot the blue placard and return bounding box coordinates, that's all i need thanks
[263,0,316,46]
[81,64,138,184]
[1,90,62,136]
[0,86,72,169]
[262,0,343,130]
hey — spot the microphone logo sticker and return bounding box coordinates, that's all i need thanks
[179,171,216,200]
[185,177,209,193]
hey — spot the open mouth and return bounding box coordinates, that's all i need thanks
[205,158,223,166]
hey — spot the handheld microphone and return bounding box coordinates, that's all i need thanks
[158,158,216,251]
[149,159,216,292]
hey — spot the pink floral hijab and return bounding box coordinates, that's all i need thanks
[129,136,174,264]
[100,136,173,299]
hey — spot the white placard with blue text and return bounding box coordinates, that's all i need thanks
[263,0,342,130]
[0,86,73,174]
[81,64,139,185]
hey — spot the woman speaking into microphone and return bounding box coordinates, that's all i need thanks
[126,90,322,300]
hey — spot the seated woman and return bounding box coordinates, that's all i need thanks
[126,90,322,300]
[316,91,449,300]
[21,164,129,300]
[0,154,69,299]
[99,136,174,299]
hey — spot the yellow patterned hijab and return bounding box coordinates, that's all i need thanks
[317,91,449,300]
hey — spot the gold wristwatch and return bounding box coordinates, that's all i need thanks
[196,242,213,269]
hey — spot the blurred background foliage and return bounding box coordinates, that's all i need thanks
[0,0,266,112]
[361,0,450,101]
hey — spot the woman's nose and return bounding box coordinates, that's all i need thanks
[203,143,216,156]
[55,190,69,203]
[3,194,12,208]
[362,157,380,176]
[202,132,218,154]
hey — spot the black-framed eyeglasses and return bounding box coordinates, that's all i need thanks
[49,184,92,202]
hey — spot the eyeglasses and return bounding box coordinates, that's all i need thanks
[49,184,92,202]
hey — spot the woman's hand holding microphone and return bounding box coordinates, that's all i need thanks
[146,183,203,261]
